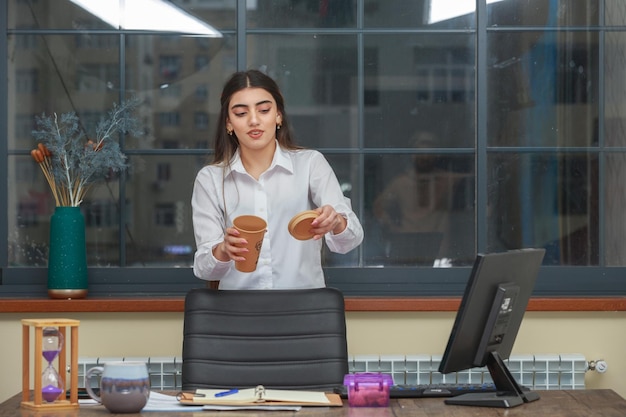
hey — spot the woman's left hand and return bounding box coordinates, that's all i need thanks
[310,205,347,240]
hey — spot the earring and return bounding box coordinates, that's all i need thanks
[227,127,233,136]
[277,122,282,130]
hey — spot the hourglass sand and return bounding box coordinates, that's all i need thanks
[21,318,80,410]
[41,327,64,402]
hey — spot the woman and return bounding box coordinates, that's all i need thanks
[191,70,363,289]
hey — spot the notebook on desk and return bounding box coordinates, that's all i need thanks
[177,386,343,407]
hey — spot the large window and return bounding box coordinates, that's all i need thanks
[2,0,626,297]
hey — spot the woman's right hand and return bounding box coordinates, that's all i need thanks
[213,227,249,262]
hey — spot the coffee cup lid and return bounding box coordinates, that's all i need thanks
[288,210,318,240]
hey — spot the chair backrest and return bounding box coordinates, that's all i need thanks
[181,287,349,391]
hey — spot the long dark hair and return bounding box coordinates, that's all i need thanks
[212,70,300,164]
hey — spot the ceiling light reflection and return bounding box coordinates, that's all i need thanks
[70,0,222,37]
[429,0,505,24]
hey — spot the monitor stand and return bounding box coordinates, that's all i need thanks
[444,351,540,408]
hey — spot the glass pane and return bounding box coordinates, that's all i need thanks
[606,153,626,266]
[364,152,475,267]
[322,154,361,267]
[9,155,52,266]
[124,34,236,150]
[605,32,626,147]
[247,34,358,149]
[9,154,124,266]
[488,0,599,27]
[364,0,475,29]
[125,155,198,267]
[166,0,236,31]
[488,153,598,266]
[8,0,230,32]
[606,1,626,26]
[364,34,475,148]
[248,0,356,28]
[488,32,598,147]
[9,145,201,268]
[7,31,234,151]
[9,0,113,30]
[8,34,123,150]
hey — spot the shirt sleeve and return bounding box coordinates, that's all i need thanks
[191,167,233,281]
[308,152,364,254]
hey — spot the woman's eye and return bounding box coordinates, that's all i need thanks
[234,112,246,117]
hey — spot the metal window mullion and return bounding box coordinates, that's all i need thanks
[237,0,247,70]
[476,0,488,252]
[356,0,365,266]
[0,0,8,269]
[597,0,606,266]
[118,32,127,266]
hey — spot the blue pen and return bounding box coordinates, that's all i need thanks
[214,389,239,398]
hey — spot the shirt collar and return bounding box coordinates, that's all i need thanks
[227,141,294,177]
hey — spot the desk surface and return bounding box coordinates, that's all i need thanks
[4,390,626,417]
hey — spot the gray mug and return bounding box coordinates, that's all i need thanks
[85,361,150,413]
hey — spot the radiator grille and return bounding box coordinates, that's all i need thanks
[77,353,588,390]
[349,354,588,390]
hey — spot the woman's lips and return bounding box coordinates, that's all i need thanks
[248,129,263,139]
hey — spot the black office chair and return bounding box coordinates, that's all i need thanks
[181,287,349,391]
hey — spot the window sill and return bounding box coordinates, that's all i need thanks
[0,297,625,313]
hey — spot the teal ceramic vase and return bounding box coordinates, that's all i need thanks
[47,206,88,299]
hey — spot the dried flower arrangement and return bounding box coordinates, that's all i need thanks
[31,98,142,207]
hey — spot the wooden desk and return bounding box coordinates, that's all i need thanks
[3,390,626,417]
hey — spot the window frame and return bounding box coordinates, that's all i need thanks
[2,0,626,300]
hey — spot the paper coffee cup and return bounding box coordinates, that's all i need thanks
[233,215,267,272]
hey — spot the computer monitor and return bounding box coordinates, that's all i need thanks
[438,248,546,408]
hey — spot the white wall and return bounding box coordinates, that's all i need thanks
[2,311,625,403]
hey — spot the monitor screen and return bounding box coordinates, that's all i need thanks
[438,248,546,408]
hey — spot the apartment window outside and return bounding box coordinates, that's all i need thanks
[3,0,626,297]
[161,140,179,149]
[13,31,37,49]
[17,201,38,227]
[83,200,119,228]
[195,54,209,70]
[159,55,182,80]
[16,68,37,93]
[77,64,118,92]
[158,112,180,127]
[157,162,171,182]
[79,110,106,133]
[154,203,176,227]
[75,32,118,49]
[15,113,34,139]
[194,111,209,130]
[159,84,182,98]
[194,85,208,101]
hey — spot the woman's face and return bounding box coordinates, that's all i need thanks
[226,87,282,154]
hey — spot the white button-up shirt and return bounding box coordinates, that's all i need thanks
[191,144,364,289]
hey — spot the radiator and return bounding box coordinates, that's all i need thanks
[76,353,588,391]
[349,354,588,390]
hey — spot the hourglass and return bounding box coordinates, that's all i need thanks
[41,327,64,402]
[21,318,80,410]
